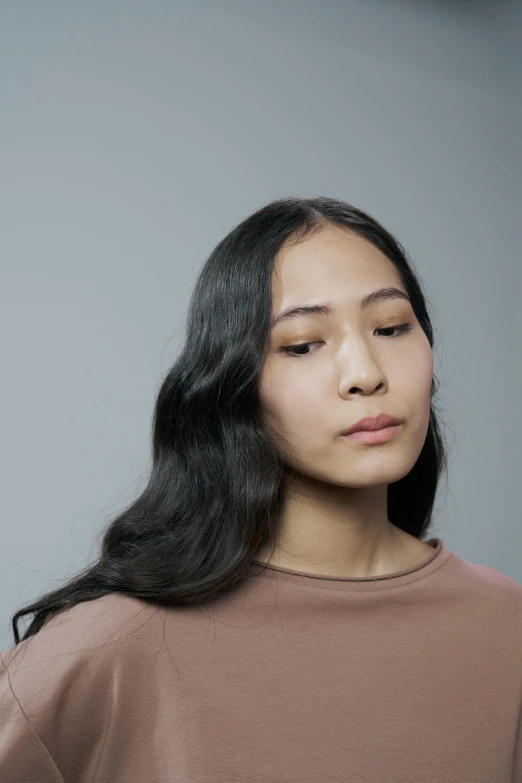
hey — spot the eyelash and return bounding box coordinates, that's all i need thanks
[280,323,414,357]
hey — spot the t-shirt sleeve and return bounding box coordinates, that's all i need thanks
[0,653,65,782]
[0,596,157,782]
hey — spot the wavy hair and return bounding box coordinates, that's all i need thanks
[10,196,448,646]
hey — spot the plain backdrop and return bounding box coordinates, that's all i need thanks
[1,0,521,650]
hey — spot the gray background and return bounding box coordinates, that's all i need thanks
[1,0,521,650]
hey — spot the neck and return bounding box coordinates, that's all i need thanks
[254,475,414,578]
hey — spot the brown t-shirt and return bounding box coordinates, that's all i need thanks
[1,537,522,782]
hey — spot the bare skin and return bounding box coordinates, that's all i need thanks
[255,223,435,578]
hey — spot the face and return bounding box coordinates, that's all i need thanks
[258,224,433,489]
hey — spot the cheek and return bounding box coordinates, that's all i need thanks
[394,346,433,437]
[391,330,433,386]
[259,371,325,431]
[405,344,433,395]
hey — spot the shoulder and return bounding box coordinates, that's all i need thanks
[451,554,522,593]
[1,593,164,716]
[0,594,165,780]
[445,550,522,618]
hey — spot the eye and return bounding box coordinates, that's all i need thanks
[280,341,320,357]
[279,323,414,357]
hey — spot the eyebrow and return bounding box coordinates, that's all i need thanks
[270,287,412,329]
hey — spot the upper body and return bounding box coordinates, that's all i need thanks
[1,537,522,783]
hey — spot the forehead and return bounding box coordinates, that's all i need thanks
[272,225,399,297]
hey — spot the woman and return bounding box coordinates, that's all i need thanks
[1,196,521,782]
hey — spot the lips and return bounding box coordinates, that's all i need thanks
[341,414,402,436]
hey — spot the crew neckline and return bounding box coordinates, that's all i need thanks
[249,537,453,591]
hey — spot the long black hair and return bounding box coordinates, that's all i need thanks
[10,196,448,646]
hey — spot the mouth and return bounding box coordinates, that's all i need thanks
[341,424,401,444]
[340,414,402,437]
